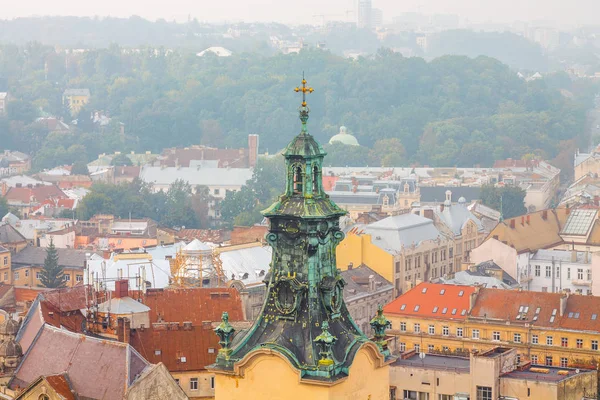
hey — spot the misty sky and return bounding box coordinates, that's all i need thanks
[1,0,598,27]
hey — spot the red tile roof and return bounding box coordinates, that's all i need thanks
[142,287,244,325]
[130,287,245,373]
[322,175,338,191]
[45,374,76,400]
[4,185,66,204]
[41,285,89,312]
[384,282,476,320]
[175,229,229,244]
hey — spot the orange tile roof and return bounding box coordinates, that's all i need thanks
[472,288,600,332]
[486,208,570,253]
[383,282,475,320]
[14,287,47,303]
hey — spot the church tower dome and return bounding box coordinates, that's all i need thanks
[209,76,394,399]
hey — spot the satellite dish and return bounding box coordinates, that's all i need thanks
[419,352,426,360]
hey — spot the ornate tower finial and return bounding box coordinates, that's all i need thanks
[294,72,314,134]
[214,312,235,364]
[314,321,337,367]
[370,304,392,355]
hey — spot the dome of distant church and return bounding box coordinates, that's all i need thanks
[0,318,19,337]
[0,338,21,358]
[329,126,359,146]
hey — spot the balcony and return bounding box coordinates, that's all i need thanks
[572,279,592,287]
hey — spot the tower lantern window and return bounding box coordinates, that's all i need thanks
[313,165,319,194]
[293,165,303,194]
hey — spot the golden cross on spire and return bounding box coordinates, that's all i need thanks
[294,73,314,107]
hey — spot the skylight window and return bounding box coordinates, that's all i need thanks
[574,312,580,319]
[414,305,420,312]
[451,308,457,315]
[442,307,448,314]
[422,288,428,294]
[440,289,446,295]
[524,306,529,313]
[519,306,524,313]
[458,290,464,297]
[535,307,541,314]
[433,306,438,313]
[533,315,538,321]
[552,309,557,316]
[461,309,467,316]
[550,316,555,323]
[592,314,597,320]
[568,312,574,318]
[400,304,406,310]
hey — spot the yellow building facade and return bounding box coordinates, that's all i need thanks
[0,265,83,287]
[214,345,390,400]
[62,88,90,116]
[386,283,600,369]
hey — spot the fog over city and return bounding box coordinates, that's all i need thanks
[2,0,599,26]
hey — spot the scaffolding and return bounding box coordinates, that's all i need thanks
[169,245,226,288]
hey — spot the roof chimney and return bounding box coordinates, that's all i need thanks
[510,219,515,229]
[526,215,530,225]
[542,210,548,220]
[117,317,124,342]
[571,251,577,263]
[123,318,131,344]
[114,279,129,298]
[560,293,569,317]
[521,216,525,226]
[440,203,444,212]
[469,287,479,313]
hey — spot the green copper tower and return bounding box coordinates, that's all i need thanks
[211,76,392,382]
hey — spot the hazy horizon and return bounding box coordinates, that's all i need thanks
[1,0,599,28]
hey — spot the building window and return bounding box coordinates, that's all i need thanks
[63,274,70,281]
[210,376,215,389]
[560,357,568,367]
[577,339,583,349]
[493,331,500,341]
[174,379,180,386]
[399,343,406,352]
[414,343,420,353]
[428,344,434,352]
[414,323,421,333]
[472,329,480,339]
[76,275,83,282]
[535,265,540,276]
[532,334,538,344]
[13,272,18,280]
[556,266,560,278]
[190,378,198,391]
[400,322,406,332]
[25,270,29,277]
[442,326,449,336]
[36,272,41,279]
[395,262,401,273]
[561,337,568,347]
[545,266,551,278]
[2,256,7,266]
[578,268,584,280]
[456,328,463,337]
[545,356,553,366]
[546,336,553,346]
[592,340,598,351]
[587,269,592,281]
[428,325,435,335]
[214,189,220,195]
[2,272,6,281]
[513,333,521,343]
[476,386,492,400]
[531,355,538,364]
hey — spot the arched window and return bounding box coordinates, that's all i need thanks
[293,165,303,194]
[312,165,319,194]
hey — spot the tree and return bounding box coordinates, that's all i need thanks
[480,185,528,219]
[111,153,133,166]
[39,238,66,288]
[71,160,89,175]
[0,197,8,219]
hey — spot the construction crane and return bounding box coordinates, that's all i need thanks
[169,246,226,288]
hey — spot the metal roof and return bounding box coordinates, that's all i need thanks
[435,203,484,236]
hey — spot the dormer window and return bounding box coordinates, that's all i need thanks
[293,165,303,194]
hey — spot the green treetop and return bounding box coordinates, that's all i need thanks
[39,238,66,288]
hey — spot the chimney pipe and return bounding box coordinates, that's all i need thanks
[560,294,569,317]
[521,216,525,226]
[117,318,124,342]
[510,219,515,229]
[123,318,131,344]
[526,215,530,225]
[542,210,548,220]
